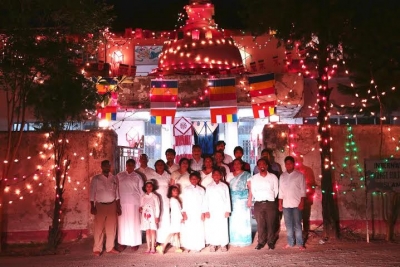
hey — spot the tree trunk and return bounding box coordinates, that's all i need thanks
[0,158,13,252]
[382,192,400,242]
[0,181,6,252]
[47,170,64,250]
[316,46,340,239]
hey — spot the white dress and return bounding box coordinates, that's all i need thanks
[154,171,171,243]
[204,181,231,246]
[216,164,231,177]
[169,197,183,233]
[140,192,160,231]
[117,171,143,246]
[171,170,191,193]
[181,185,205,251]
[200,170,214,188]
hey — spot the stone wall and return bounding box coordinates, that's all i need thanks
[0,130,118,243]
[263,125,400,236]
[3,125,400,243]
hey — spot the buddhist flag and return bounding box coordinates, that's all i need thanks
[96,77,117,94]
[248,73,277,119]
[150,80,178,125]
[97,106,117,121]
[208,77,238,123]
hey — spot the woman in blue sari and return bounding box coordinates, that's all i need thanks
[228,158,252,246]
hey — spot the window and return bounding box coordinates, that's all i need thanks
[238,121,256,170]
[329,117,339,125]
[339,117,356,125]
[144,122,162,167]
[303,118,318,125]
[12,123,36,131]
[357,117,376,125]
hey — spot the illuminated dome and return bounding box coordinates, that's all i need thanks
[158,0,243,75]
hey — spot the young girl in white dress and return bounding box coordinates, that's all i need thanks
[157,185,183,254]
[140,180,160,254]
[181,171,206,252]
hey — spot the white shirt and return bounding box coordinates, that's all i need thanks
[248,172,279,202]
[279,170,306,208]
[90,173,119,203]
[117,171,143,205]
[190,158,204,172]
[135,166,157,181]
[167,163,180,173]
[223,154,233,165]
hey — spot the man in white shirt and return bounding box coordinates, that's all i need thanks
[135,154,156,181]
[190,145,203,171]
[165,148,179,173]
[117,159,143,251]
[90,160,121,256]
[279,156,306,250]
[247,158,279,250]
[215,141,233,165]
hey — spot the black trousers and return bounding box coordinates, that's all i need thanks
[254,201,277,246]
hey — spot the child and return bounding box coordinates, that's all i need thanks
[180,171,206,253]
[204,167,231,252]
[156,185,183,254]
[140,180,160,254]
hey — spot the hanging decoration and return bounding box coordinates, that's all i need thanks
[208,77,238,123]
[95,77,119,121]
[97,105,117,121]
[248,73,277,119]
[150,79,178,125]
[173,117,193,162]
[192,121,219,155]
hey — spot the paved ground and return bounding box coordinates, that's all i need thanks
[1,234,400,267]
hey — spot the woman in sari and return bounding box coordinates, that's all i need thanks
[228,158,252,247]
[170,158,191,194]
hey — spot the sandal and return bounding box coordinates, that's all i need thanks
[156,246,164,254]
[283,244,293,249]
[298,246,306,250]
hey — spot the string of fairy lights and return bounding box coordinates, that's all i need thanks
[335,125,400,196]
[1,132,105,205]
[3,1,400,206]
[336,125,365,195]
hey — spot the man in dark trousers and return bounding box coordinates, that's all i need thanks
[247,158,279,250]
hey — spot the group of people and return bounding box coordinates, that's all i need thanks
[89,140,310,256]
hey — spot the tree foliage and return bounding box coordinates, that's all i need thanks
[0,0,114,250]
[239,0,372,238]
[338,1,400,119]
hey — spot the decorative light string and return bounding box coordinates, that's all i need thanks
[2,131,104,205]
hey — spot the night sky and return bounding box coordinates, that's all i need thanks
[107,0,244,32]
